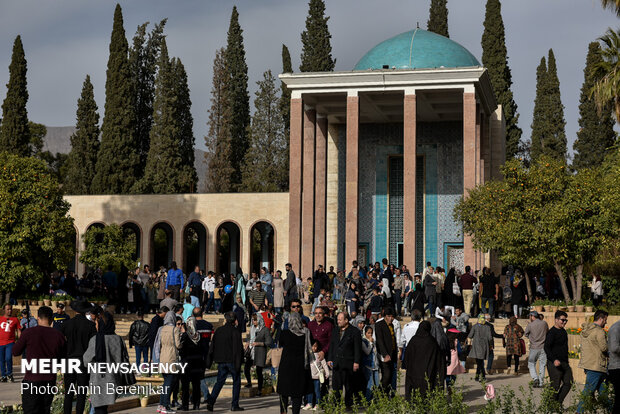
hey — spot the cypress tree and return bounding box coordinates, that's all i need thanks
[530,50,567,162]
[427,0,449,38]
[92,4,139,194]
[206,48,235,193]
[134,40,187,194]
[530,57,548,161]
[0,35,30,156]
[481,0,522,159]
[573,42,616,170]
[129,19,167,171]
[300,0,335,72]
[224,6,250,190]
[171,57,197,192]
[544,49,567,161]
[64,75,100,195]
[241,70,288,192]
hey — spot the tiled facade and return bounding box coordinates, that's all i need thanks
[346,121,464,272]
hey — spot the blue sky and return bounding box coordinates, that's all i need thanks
[0,0,617,157]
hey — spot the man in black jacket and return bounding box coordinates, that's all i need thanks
[129,310,150,366]
[328,312,361,409]
[60,301,96,414]
[544,310,573,405]
[375,307,398,393]
[206,311,244,412]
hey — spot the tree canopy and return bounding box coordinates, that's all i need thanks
[454,156,619,303]
[80,223,136,272]
[0,153,75,292]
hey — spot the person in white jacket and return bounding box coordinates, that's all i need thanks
[591,275,603,307]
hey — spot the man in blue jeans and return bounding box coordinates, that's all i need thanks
[206,311,244,411]
[128,311,150,366]
[577,310,609,412]
[0,304,20,382]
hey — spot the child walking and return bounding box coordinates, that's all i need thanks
[304,341,329,410]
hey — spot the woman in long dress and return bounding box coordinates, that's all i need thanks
[276,313,313,414]
[273,272,285,313]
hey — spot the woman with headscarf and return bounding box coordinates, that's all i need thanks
[467,314,493,382]
[409,282,426,316]
[83,312,125,414]
[429,317,449,384]
[502,316,524,375]
[233,294,247,333]
[403,320,443,400]
[277,312,313,414]
[179,315,205,410]
[243,313,273,396]
[153,311,182,414]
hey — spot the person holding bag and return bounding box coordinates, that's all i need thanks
[244,313,273,396]
[304,340,330,410]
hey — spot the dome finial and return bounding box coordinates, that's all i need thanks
[417,22,420,29]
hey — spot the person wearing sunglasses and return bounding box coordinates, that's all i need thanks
[544,311,573,405]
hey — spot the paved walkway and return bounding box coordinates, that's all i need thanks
[113,370,577,413]
[0,370,579,413]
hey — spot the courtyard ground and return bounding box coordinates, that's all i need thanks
[0,369,579,413]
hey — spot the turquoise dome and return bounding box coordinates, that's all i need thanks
[354,29,480,70]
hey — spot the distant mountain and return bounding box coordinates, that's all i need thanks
[44,126,211,192]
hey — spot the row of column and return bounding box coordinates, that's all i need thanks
[289,91,481,277]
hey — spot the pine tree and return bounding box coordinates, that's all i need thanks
[129,19,167,171]
[134,40,187,194]
[92,4,139,194]
[427,0,449,38]
[206,48,235,193]
[300,0,335,72]
[171,57,197,192]
[530,50,567,162]
[573,42,616,170]
[241,70,288,192]
[64,75,100,195]
[0,35,30,156]
[481,0,522,159]
[225,6,250,190]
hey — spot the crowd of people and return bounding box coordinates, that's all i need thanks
[1,258,618,414]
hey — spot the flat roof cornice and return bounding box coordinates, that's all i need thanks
[279,66,497,114]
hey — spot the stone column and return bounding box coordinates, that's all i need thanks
[345,93,359,269]
[475,107,483,271]
[325,123,340,269]
[301,106,316,279]
[463,92,477,269]
[314,115,328,268]
[403,93,417,269]
[288,98,303,270]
